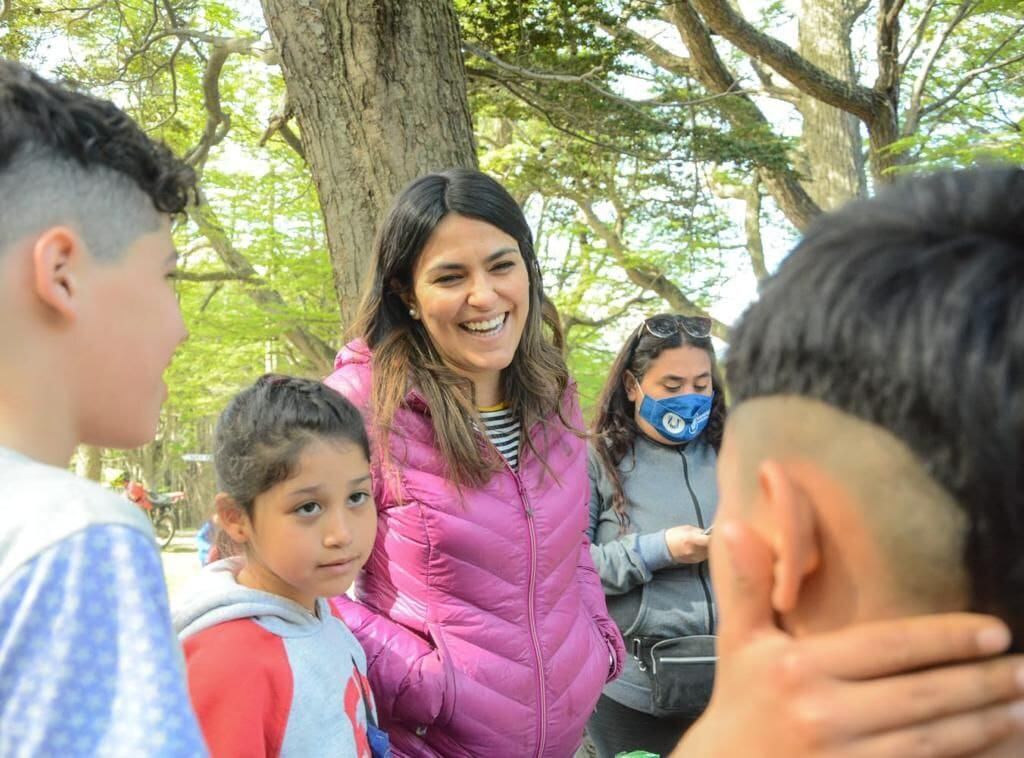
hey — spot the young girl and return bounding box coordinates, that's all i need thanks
[586,314,726,758]
[172,375,388,758]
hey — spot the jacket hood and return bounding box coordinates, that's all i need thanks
[172,557,329,641]
[333,339,371,371]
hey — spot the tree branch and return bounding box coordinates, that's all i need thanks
[570,196,730,340]
[660,4,821,229]
[1,0,12,25]
[199,284,223,312]
[682,0,884,122]
[918,39,1024,122]
[259,95,307,162]
[898,0,939,71]
[875,0,903,97]
[172,270,256,283]
[674,0,901,182]
[276,122,307,162]
[710,172,769,280]
[464,41,712,128]
[181,35,263,172]
[562,294,653,334]
[599,22,693,79]
[902,0,974,137]
[742,177,768,281]
[463,41,603,84]
[479,74,668,162]
[189,190,336,372]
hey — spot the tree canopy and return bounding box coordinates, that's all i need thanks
[1,0,1018,509]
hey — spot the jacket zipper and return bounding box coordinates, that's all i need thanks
[680,450,717,635]
[494,436,547,757]
[518,476,547,757]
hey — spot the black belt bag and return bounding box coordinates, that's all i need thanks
[632,635,717,719]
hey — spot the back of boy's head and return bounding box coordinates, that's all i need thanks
[214,375,371,515]
[0,60,194,261]
[726,167,1024,640]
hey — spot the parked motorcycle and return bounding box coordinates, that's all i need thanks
[115,474,185,548]
[147,490,185,548]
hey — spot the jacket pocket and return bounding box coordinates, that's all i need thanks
[426,622,458,728]
[614,585,647,639]
[616,583,649,639]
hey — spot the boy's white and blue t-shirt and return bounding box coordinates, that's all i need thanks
[0,446,207,757]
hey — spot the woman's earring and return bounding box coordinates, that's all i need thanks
[409,306,418,319]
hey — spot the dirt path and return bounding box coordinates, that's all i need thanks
[160,528,203,606]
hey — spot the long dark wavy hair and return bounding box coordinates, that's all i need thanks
[592,314,727,525]
[349,168,573,488]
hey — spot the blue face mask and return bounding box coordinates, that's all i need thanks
[638,390,714,443]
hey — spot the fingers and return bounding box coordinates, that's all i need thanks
[710,519,778,652]
[827,655,1024,737]
[796,614,1012,680]
[840,702,1024,758]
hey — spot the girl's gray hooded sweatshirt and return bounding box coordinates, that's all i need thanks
[587,435,718,715]
[172,558,374,757]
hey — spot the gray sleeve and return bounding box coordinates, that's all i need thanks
[588,447,660,596]
[636,530,675,572]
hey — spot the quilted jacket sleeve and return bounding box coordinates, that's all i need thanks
[330,594,455,728]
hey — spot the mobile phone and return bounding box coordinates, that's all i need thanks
[701,525,714,535]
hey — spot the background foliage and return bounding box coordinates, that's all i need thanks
[2,0,1018,521]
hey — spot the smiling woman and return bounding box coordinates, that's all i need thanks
[324,168,625,757]
[405,214,530,408]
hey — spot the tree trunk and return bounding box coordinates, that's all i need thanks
[75,445,104,482]
[260,0,478,330]
[797,0,867,207]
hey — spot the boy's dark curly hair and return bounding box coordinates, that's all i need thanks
[0,59,195,215]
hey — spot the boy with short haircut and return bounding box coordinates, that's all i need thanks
[0,61,206,754]
[690,166,1024,753]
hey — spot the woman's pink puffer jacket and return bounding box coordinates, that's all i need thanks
[325,341,625,757]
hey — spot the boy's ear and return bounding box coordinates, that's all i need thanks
[31,227,86,321]
[215,492,251,545]
[753,460,821,615]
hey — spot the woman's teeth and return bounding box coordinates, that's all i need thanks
[463,315,505,333]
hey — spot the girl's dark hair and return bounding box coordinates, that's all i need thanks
[592,314,727,525]
[349,168,572,488]
[214,375,370,515]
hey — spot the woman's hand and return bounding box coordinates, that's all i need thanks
[665,525,710,564]
[671,521,1024,757]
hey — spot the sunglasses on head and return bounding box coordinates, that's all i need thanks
[638,314,713,341]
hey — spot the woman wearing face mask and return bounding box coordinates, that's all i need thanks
[585,314,725,758]
[324,168,624,757]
